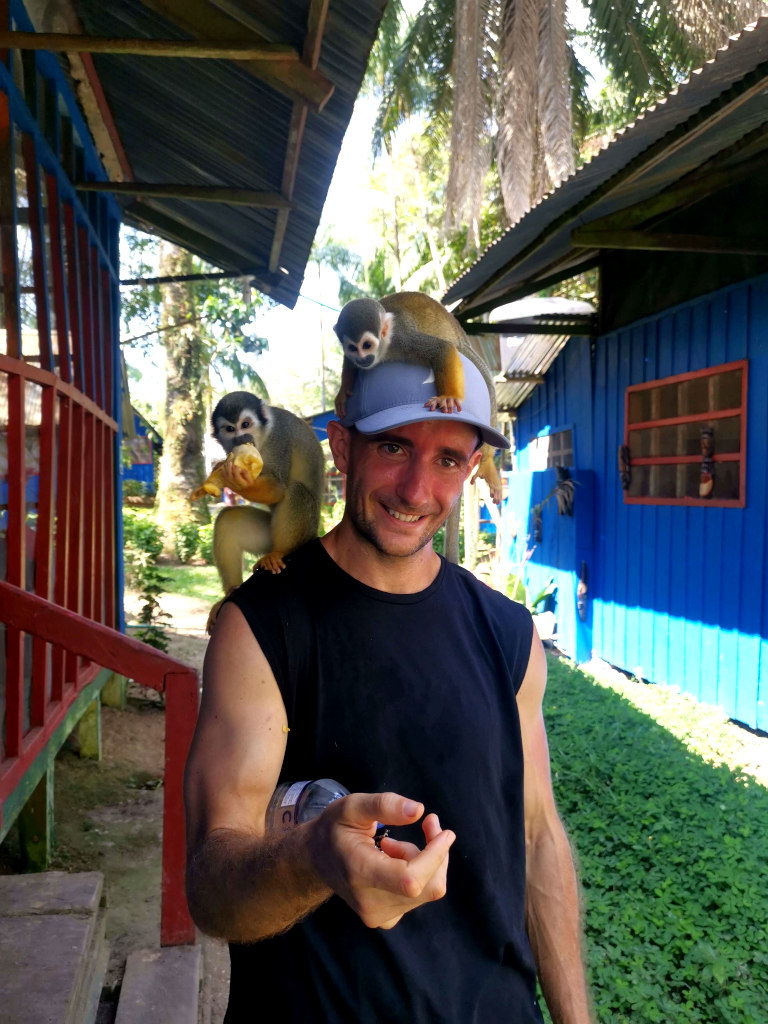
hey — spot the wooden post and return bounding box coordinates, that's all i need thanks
[102,672,127,710]
[78,697,102,759]
[18,763,54,871]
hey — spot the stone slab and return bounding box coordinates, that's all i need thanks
[0,871,104,917]
[116,946,201,1024]
[0,914,93,1023]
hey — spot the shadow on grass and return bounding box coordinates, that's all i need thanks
[544,658,768,1024]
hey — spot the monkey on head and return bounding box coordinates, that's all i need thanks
[333,291,503,503]
[192,391,325,630]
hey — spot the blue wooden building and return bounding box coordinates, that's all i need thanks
[448,18,768,733]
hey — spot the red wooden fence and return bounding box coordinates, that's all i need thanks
[0,580,199,946]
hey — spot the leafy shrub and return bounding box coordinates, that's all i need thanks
[122,478,150,498]
[174,522,200,564]
[197,523,214,564]
[122,509,169,652]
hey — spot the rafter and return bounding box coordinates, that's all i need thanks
[0,31,298,60]
[269,0,331,273]
[138,0,334,111]
[76,182,290,208]
[572,228,768,255]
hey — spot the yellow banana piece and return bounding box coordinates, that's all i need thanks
[190,442,264,501]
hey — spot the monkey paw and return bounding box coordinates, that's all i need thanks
[424,396,462,414]
[206,597,226,635]
[254,551,287,574]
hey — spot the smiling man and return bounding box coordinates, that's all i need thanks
[184,354,593,1024]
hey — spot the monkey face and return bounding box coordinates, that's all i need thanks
[338,329,381,369]
[211,392,267,454]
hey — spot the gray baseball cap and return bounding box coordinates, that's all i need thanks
[340,353,510,449]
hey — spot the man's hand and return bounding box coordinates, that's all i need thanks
[308,792,455,930]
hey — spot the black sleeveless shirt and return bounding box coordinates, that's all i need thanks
[226,539,543,1023]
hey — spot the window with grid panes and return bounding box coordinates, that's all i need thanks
[624,360,747,507]
[528,428,573,470]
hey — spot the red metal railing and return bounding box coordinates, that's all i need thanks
[0,580,199,946]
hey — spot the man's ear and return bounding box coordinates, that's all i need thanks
[326,420,351,474]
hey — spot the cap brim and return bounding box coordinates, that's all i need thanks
[350,403,510,449]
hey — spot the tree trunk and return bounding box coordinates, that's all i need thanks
[155,243,208,554]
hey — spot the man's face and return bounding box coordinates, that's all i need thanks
[331,419,484,559]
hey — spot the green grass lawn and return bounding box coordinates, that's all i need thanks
[162,562,220,604]
[545,657,768,1024]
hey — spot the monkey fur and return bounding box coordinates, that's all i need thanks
[192,391,325,630]
[333,291,502,503]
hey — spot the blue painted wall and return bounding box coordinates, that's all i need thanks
[512,275,768,732]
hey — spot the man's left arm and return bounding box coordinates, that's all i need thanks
[516,629,594,1024]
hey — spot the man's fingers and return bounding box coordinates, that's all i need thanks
[422,812,443,843]
[356,825,455,898]
[377,836,421,861]
[339,792,424,830]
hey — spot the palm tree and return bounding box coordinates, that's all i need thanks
[373,0,766,242]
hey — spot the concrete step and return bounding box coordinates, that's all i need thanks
[0,871,109,1024]
[115,946,201,1024]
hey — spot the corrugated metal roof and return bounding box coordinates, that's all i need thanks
[57,0,387,308]
[479,297,595,413]
[446,16,768,318]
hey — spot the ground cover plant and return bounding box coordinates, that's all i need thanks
[543,658,768,1024]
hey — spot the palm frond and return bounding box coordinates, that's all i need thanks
[445,0,495,242]
[498,0,540,224]
[538,0,575,187]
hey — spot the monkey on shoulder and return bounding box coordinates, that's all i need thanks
[192,391,325,629]
[333,291,503,503]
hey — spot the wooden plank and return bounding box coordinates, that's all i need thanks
[50,394,71,702]
[572,227,768,256]
[0,31,299,61]
[91,246,104,408]
[78,226,95,400]
[21,134,53,372]
[0,90,21,359]
[268,0,327,274]
[63,204,84,391]
[81,413,96,628]
[0,353,117,426]
[0,581,198,695]
[76,182,290,207]
[4,374,26,758]
[31,385,56,728]
[65,402,85,682]
[138,0,334,111]
[45,173,73,382]
[95,420,105,624]
[75,51,133,183]
[162,671,199,946]
[17,762,54,871]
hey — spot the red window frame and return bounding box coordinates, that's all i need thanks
[623,359,748,508]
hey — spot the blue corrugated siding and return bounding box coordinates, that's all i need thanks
[512,275,768,732]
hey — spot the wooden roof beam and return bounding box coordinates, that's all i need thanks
[464,316,596,336]
[572,228,768,255]
[139,0,334,111]
[76,181,291,208]
[269,0,331,274]
[0,31,299,60]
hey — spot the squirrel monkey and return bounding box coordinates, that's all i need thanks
[333,291,502,503]
[192,391,325,629]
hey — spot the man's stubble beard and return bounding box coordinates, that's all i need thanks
[346,496,459,560]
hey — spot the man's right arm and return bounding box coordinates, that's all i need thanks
[184,601,455,943]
